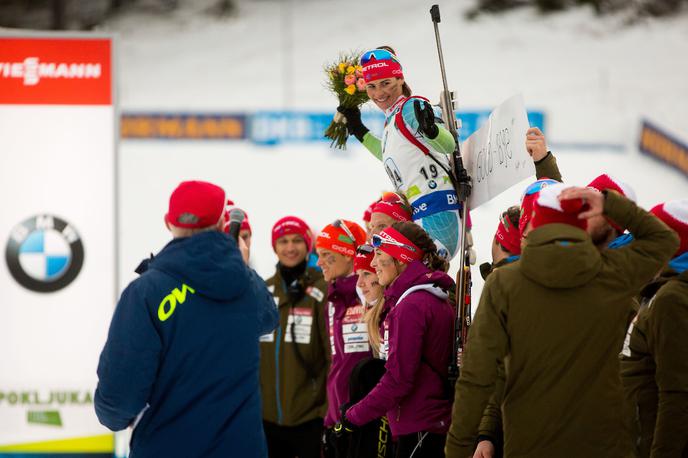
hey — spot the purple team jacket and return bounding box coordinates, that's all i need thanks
[346,261,454,436]
[324,274,373,427]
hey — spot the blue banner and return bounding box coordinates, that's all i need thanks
[249,110,545,146]
[119,110,545,145]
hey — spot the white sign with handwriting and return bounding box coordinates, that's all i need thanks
[462,94,535,209]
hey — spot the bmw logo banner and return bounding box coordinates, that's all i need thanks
[0,35,116,455]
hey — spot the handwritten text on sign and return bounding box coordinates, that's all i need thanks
[462,94,535,209]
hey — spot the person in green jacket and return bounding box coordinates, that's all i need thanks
[621,199,688,458]
[445,183,679,458]
[260,216,330,458]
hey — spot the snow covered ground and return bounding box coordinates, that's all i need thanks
[106,0,688,297]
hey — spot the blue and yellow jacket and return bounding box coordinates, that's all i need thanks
[95,231,278,458]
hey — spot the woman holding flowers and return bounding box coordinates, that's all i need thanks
[336,46,466,260]
[336,221,455,458]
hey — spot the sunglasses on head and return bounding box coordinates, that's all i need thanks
[333,219,356,246]
[360,49,399,67]
[356,244,374,255]
[371,234,417,252]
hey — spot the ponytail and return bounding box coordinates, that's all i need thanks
[391,221,450,273]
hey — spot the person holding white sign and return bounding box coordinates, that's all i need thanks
[260,216,330,458]
[336,46,467,260]
[95,180,279,458]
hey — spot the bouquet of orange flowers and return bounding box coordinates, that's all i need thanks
[324,52,369,149]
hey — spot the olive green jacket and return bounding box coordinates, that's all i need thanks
[621,269,688,458]
[475,150,562,442]
[534,151,562,183]
[260,266,330,426]
[446,192,679,458]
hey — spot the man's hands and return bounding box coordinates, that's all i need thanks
[473,440,495,458]
[559,187,605,220]
[526,127,548,162]
[414,100,440,139]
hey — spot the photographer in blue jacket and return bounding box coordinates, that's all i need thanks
[95,180,279,458]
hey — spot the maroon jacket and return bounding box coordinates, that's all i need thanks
[324,274,373,427]
[346,261,454,436]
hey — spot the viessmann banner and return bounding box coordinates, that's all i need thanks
[0,36,116,456]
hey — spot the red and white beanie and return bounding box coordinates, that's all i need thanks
[587,174,637,232]
[519,178,560,237]
[271,216,313,252]
[495,209,521,255]
[362,199,378,224]
[316,220,367,258]
[375,227,423,264]
[650,200,688,256]
[360,48,404,83]
[371,200,412,223]
[530,183,588,232]
[587,174,637,202]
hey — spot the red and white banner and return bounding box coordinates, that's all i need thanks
[0,34,116,455]
[0,37,111,105]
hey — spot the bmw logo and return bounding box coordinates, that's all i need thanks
[351,324,358,332]
[5,215,84,293]
[428,180,437,189]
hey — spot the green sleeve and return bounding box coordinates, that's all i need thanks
[602,191,680,292]
[446,273,509,458]
[478,361,505,441]
[427,125,456,155]
[650,286,688,457]
[362,132,382,161]
[534,152,563,182]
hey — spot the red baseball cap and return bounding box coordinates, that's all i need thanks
[165,180,226,229]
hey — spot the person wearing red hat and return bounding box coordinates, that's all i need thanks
[586,174,637,249]
[363,199,379,238]
[259,216,330,458]
[337,222,455,458]
[223,199,253,258]
[621,199,688,458]
[95,180,279,458]
[369,192,413,237]
[446,184,679,458]
[315,220,371,456]
[479,205,522,281]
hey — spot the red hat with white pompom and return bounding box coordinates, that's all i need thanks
[587,174,636,232]
[530,183,589,232]
[650,200,688,256]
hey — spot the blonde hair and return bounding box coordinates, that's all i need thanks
[364,297,386,357]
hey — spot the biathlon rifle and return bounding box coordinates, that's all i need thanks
[429,4,473,386]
